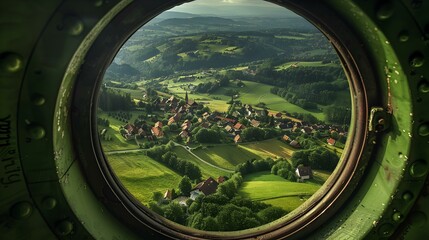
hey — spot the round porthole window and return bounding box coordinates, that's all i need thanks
[2,0,427,239]
[72,0,375,238]
[96,0,353,233]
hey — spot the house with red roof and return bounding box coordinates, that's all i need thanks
[190,177,219,200]
[327,138,336,146]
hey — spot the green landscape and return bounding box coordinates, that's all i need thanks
[97,6,350,232]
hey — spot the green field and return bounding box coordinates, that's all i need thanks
[107,152,182,205]
[238,171,323,212]
[107,87,143,99]
[238,139,296,161]
[274,61,338,71]
[173,147,231,179]
[193,145,261,170]
[97,111,143,151]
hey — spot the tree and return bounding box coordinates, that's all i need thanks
[152,191,163,203]
[202,216,219,231]
[216,204,260,231]
[164,202,186,225]
[189,212,205,229]
[195,128,220,143]
[257,206,287,224]
[148,201,164,216]
[217,181,236,199]
[178,175,192,196]
[241,127,266,142]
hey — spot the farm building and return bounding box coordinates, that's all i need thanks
[327,138,336,146]
[295,166,313,182]
[190,177,219,200]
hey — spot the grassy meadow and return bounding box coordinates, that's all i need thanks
[97,111,140,151]
[173,147,231,179]
[107,152,182,204]
[238,171,324,212]
[238,139,296,161]
[193,145,261,170]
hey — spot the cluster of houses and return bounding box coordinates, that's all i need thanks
[118,92,346,148]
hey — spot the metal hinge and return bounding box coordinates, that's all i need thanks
[369,107,390,133]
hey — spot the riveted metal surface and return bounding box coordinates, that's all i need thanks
[1,0,429,239]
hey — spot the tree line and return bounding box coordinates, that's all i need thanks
[98,86,132,111]
[146,143,202,181]
[149,171,288,231]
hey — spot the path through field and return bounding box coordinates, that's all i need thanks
[172,142,234,173]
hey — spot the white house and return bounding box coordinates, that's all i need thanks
[295,166,313,182]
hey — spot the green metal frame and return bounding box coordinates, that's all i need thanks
[0,0,428,239]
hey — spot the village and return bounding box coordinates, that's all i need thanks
[104,90,347,206]
[116,91,346,150]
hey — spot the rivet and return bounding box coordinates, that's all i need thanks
[42,197,57,210]
[10,201,33,219]
[28,125,46,140]
[409,52,425,68]
[393,212,403,222]
[411,211,427,227]
[398,31,409,42]
[376,2,394,20]
[56,219,74,236]
[61,16,84,36]
[418,81,429,93]
[0,52,23,73]
[378,223,394,237]
[31,94,46,106]
[402,191,414,201]
[410,160,428,178]
[418,123,429,136]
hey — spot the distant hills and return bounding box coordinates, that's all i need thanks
[153,16,315,32]
[157,11,201,19]
[158,16,237,27]
[146,11,201,24]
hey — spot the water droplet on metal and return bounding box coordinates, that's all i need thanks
[409,52,425,68]
[393,212,403,222]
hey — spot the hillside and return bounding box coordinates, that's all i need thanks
[108,153,182,204]
[158,17,237,27]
